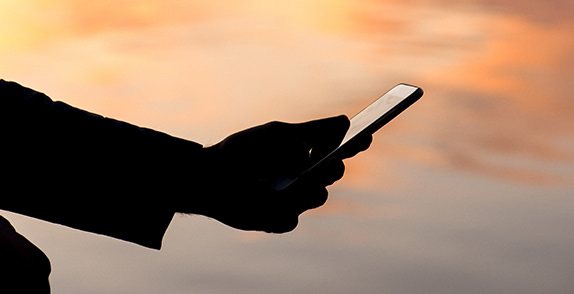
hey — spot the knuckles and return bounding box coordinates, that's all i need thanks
[308,187,329,209]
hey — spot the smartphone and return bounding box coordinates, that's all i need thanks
[272,83,424,190]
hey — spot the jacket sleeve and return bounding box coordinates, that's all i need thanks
[0,79,204,249]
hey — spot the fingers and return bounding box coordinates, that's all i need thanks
[260,185,327,234]
[295,115,349,140]
[297,156,345,186]
[292,115,350,153]
[272,141,312,177]
[338,135,373,159]
[226,157,343,234]
[315,157,345,186]
[262,212,300,234]
[306,186,329,210]
[284,157,344,211]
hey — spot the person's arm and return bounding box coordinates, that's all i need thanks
[0,79,371,249]
[0,215,51,293]
[0,79,203,249]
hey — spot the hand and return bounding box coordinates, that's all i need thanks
[183,115,372,233]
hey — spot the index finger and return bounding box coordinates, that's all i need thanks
[290,115,350,160]
[290,115,349,145]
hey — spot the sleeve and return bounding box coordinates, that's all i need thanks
[0,215,51,293]
[0,79,205,249]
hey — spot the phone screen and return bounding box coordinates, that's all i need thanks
[271,83,423,190]
[339,84,422,147]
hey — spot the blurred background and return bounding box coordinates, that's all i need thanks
[1,0,573,293]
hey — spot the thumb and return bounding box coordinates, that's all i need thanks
[294,115,349,146]
[304,115,350,161]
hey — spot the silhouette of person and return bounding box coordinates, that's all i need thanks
[0,79,371,293]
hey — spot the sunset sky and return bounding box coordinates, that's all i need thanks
[1,1,573,293]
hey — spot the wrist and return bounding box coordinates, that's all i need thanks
[172,144,220,216]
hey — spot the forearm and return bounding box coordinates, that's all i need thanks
[0,80,204,249]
